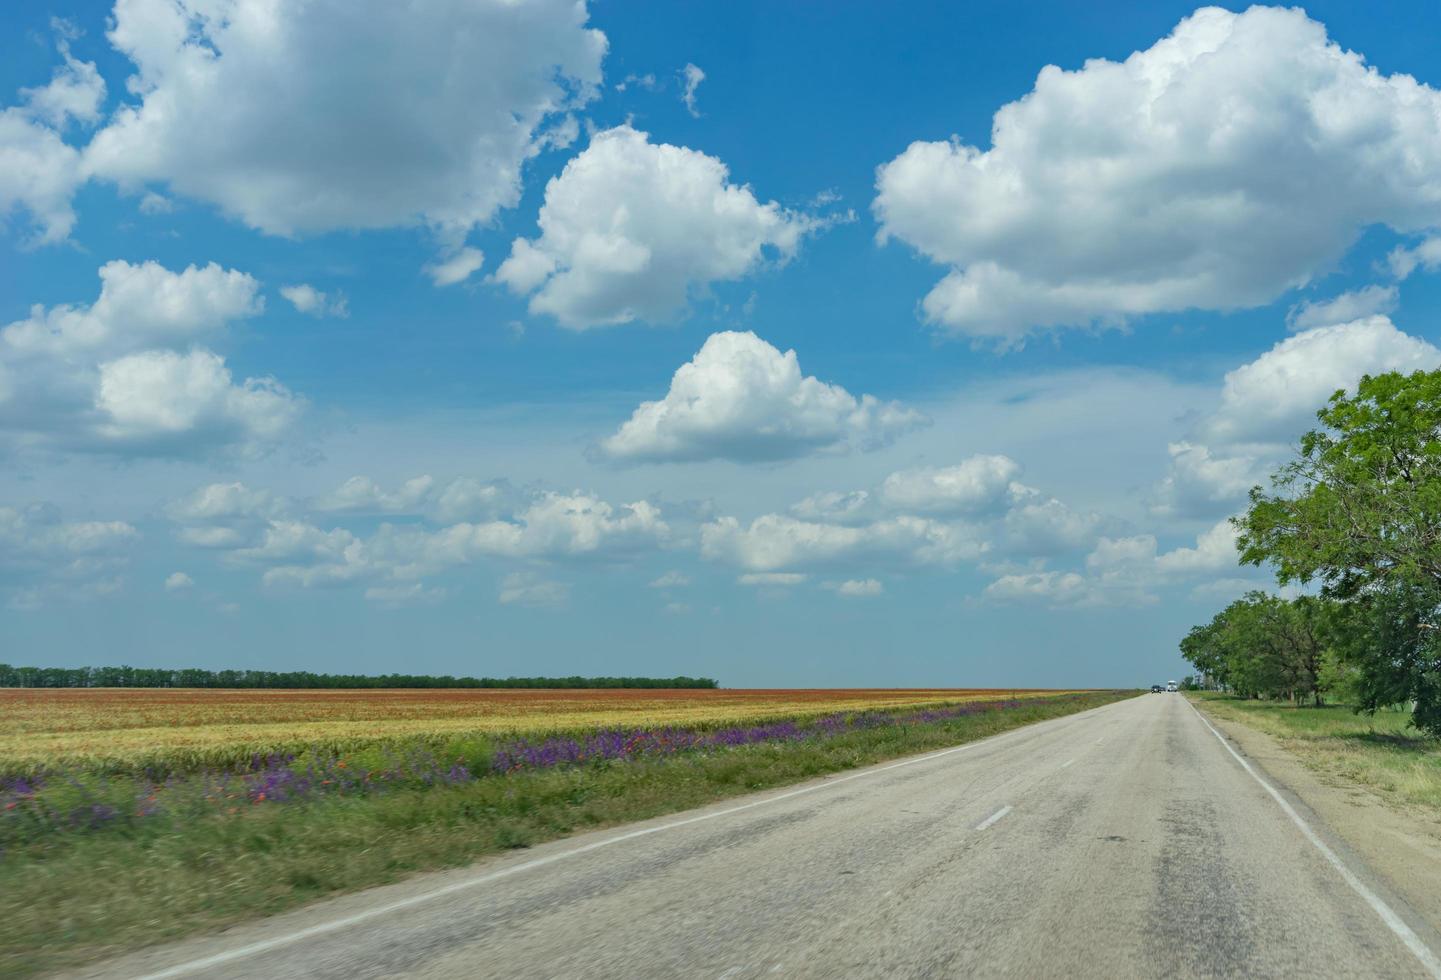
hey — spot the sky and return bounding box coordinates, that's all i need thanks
[4,1,1441,687]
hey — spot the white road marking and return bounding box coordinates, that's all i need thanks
[975,805,1013,831]
[1190,702,1441,979]
[131,704,1119,980]
[1060,759,1075,769]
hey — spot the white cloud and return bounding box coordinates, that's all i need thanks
[702,513,983,572]
[984,571,1101,607]
[1286,285,1396,331]
[312,476,437,515]
[985,517,1244,608]
[879,456,1020,515]
[0,503,138,607]
[365,583,446,607]
[1152,315,1440,519]
[498,571,568,607]
[241,491,669,594]
[164,571,194,592]
[1151,441,1262,519]
[169,482,282,523]
[1205,316,1440,445]
[0,34,103,244]
[311,475,508,524]
[21,40,106,129]
[825,578,883,598]
[1000,488,1104,556]
[738,572,806,586]
[95,349,300,451]
[496,126,819,327]
[0,260,301,457]
[1389,236,1441,280]
[425,248,485,288]
[791,490,872,524]
[599,331,926,463]
[280,284,348,318]
[84,0,606,242]
[873,6,1441,344]
[649,570,691,588]
[680,63,705,117]
[1154,518,1240,575]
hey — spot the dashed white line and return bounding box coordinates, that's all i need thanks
[975,805,1013,831]
[1189,701,1441,979]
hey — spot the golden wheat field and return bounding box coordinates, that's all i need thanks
[0,687,1081,774]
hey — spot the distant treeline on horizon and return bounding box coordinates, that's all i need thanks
[0,664,719,690]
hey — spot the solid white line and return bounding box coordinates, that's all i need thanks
[974,805,1013,831]
[131,705,1115,980]
[1189,702,1441,979]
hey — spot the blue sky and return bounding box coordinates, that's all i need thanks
[4,1,1441,686]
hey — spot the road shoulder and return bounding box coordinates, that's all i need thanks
[1193,697,1441,936]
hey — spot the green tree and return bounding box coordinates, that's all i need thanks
[1236,370,1441,733]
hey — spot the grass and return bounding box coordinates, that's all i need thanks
[0,690,1131,977]
[1191,693,1441,810]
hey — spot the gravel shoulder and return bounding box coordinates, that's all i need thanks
[1193,696,1441,936]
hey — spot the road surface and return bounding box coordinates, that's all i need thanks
[78,693,1441,979]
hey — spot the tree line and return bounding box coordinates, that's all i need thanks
[0,665,719,690]
[1180,370,1441,737]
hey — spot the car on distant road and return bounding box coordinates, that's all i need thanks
[1166,681,1178,692]
[1151,684,1163,693]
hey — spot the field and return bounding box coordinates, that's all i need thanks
[0,686,1128,976]
[0,686,1074,777]
[1192,694,1441,809]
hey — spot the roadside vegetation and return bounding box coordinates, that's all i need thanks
[1181,370,1441,737]
[0,689,1131,977]
[1191,693,1441,811]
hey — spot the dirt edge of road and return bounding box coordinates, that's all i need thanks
[1193,697,1441,934]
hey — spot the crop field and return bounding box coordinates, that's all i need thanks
[0,686,1078,777]
[0,687,1129,977]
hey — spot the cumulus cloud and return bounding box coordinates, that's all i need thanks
[599,331,926,463]
[280,284,348,318]
[874,6,1441,344]
[425,248,485,288]
[1151,441,1263,519]
[1153,316,1441,518]
[649,570,691,588]
[164,571,194,592]
[311,475,509,524]
[0,260,301,457]
[1389,236,1441,280]
[1000,487,1105,557]
[0,33,103,243]
[83,0,606,244]
[182,487,670,597]
[701,513,983,573]
[985,517,1245,608]
[1205,316,1439,446]
[738,572,806,587]
[0,503,138,608]
[824,578,883,598]
[496,126,821,327]
[879,456,1020,515]
[498,572,569,607]
[1286,286,1396,332]
[680,63,705,117]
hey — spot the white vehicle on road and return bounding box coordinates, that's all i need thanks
[1166,680,1178,692]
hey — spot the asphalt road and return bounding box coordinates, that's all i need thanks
[80,693,1441,980]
